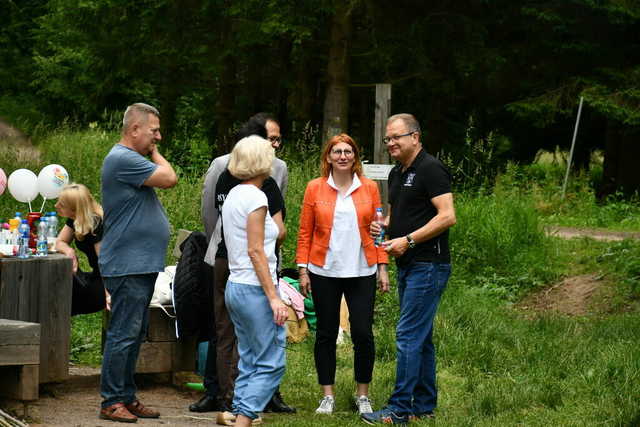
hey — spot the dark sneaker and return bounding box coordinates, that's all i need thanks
[361,408,408,425]
[409,411,435,421]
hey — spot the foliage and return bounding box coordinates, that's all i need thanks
[598,239,640,296]
[450,193,560,299]
[496,160,640,231]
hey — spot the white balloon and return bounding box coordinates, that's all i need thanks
[37,164,70,199]
[8,169,39,203]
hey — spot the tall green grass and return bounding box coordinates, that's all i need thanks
[2,126,639,425]
[451,193,560,299]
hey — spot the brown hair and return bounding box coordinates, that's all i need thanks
[320,133,363,178]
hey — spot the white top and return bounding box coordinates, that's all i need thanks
[222,184,279,286]
[307,173,376,278]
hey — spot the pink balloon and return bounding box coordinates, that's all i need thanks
[0,168,6,196]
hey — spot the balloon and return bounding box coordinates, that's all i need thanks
[8,169,38,203]
[37,164,69,199]
[0,168,6,195]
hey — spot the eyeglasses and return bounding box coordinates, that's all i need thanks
[330,149,354,157]
[268,136,282,144]
[383,131,415,144]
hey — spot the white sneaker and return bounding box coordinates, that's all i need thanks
[355,395,373,415]
[315,395,335,414]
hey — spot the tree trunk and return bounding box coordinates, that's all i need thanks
[322,1,354,141]
[598,120,640,199]
[214,6,237,156]
[287,42,316,125]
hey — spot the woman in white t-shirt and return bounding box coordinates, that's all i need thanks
[217,135,288,427]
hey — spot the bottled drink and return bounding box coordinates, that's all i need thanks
[9,212,22,232]
[374,207,386,247]
[37,218,48,256]
[47,212,59,238]
[18,220,31,258]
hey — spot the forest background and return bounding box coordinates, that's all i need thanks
[1,1,640,426]
[1,0,640,197]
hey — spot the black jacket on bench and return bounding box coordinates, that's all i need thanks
[173,231,215,342]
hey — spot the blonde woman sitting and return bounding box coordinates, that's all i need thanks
[55,183,108,315]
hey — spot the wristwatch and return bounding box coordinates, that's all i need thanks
[406,234,416,248]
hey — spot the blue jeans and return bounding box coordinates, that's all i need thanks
[387,262,450,416]
[101,273,157,408]
[225,281,286,420]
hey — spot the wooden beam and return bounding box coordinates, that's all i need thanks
[374,84,392,207]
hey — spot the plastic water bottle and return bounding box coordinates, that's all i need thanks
[37,218,48,256]
[374,208,386,247]
[47,212,59,238]
[18,220,31,258]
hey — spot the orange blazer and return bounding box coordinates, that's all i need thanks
[296,176,389,268]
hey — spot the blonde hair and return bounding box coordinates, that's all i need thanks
[57,183,103,240]
[228,135,274,180]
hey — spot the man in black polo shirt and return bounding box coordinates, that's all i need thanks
[363,113,456,425]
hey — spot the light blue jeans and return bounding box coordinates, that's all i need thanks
[101,273,157,408]
[225,281,286,420]
[387,262,450,416]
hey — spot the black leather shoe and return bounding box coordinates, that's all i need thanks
[189,395,224,413]
[264,390,296,413]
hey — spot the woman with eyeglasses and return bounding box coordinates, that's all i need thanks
[296,133,389,416]
[55,183,109,315]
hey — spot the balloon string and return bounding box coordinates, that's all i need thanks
[28,201,32,213]
[39,197,47,213]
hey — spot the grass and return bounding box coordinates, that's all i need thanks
[1,126,639,425]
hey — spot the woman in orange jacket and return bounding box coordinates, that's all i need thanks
[296,133,389,416]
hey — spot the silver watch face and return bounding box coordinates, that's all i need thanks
[406,236,415,248]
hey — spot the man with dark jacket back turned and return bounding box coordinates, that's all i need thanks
[99,103,177,423]
[364,113,456,425]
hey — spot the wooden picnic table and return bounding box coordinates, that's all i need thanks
[0,253,73,384]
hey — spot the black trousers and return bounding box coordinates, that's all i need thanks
[71,271,106,316]
[310,271,376,385]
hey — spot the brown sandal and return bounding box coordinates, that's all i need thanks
[99,402,138,423]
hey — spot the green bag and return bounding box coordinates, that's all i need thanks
[282,276,316,331]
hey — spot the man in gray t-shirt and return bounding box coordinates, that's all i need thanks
[99,103,177,423]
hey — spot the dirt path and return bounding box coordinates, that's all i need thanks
[3,367,227,426]
[545,226,640,241]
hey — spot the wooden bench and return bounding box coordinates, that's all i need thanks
[102,233,197,383]
[102,305,196,383]
[0,319,40,400]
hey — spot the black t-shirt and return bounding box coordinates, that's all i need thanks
[215,170,285,259]
[66,216,103,275]
[388,149,452,266]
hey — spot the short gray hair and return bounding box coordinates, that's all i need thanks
[228,135,274,180]
[388,113,421,135]
[122,103,160,133]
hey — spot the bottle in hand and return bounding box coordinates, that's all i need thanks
[374,207,385,247]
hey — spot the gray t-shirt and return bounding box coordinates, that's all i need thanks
[99,144,170,277]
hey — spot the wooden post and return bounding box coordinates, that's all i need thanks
[374,84,392,207]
